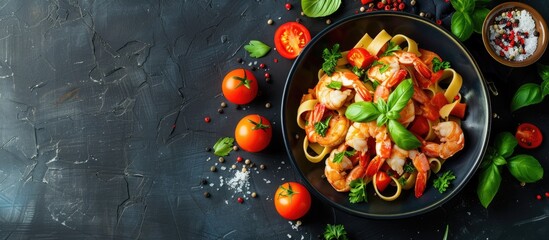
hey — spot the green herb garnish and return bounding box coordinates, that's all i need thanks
[302,0,342,18]
[433,170,456,193]
[349,178,367,203]
[314,115,332,137]
[212,137,235,156]
[326,81,342,90]
[324,224,349,240]
[322,44,342,76]
[243,40,271,58]
[432,57,451,72]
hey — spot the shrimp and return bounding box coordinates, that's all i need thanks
[368,56,408,102]
[412,84,439,121]
[392,50,433,81]
[305,103,350,148]
[386,145,409,175]
[316,71,372,110]
[410,150,430,198]
[324,146,368,192]
[422,121,465,159]
[346,122,392,178]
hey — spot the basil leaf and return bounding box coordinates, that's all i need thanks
[213,137,235,156]
[494,132,517,158]
[301,0,341,18]
[386,110,400,120]
[493,156,507,166]
[377,98,388,113]
[326,81,342,90]
[451,0,475,13]
[345,101,380,122]
[472,8,490,33]
[451,11,474,41]
[507,154,544,183]
[387,120,421,150]
[387,79,413,113]
[510,83,542,112]
[479,147,497,169]
[244,40,271,58]
[477,163,501,208]
[377,113,388,126]
[541,80,549,98]
[537,63,549,82]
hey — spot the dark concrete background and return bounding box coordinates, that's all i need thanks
[0,0,547,239]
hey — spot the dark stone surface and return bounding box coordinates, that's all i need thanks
[0,0,547,239]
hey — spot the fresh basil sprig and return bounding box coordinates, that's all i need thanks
[345,79,421,150]
[449,0,490,41]
[301,0,341,18]
[477,132,544,208]
[511,63,549,112]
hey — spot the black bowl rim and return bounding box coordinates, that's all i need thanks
[281,11,492,219]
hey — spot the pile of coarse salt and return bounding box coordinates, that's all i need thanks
[489,9,538,61]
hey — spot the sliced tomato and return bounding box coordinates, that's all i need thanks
[347,48,376,69]
[409,115,430,137]
[450,102,467,119]
[430,92,448,111]
[361,0,374,5]
[274,22,311,59]
[375,171,391,192]
[515,123,543,149]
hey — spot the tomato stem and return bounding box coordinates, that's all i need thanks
[278,183,296,200]
[248,117,271,131]
[233,69,252,89]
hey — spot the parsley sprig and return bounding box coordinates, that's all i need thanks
[381,41,401,56]
[212,137,234,156]
[322,44,342,76]
[333,150,355,163]
[432,57,451,72]
[244,40,271,58]
[433,170,456,193]
[314,115,332,137]
[324,224,349,240]
[349,178,367,203]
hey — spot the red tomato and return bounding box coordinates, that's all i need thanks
[274,182,311,220]
[409,115,430,138]
[450,102,467,119]
[375,171,391,192]
[235,114,272,152]
[222,69,258,105]
[430,92,448,111]
[515,123,543,149]
[274,22,311,59]
[361,0,374,4]
[346,48,376,69]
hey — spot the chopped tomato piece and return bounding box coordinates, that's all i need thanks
[346,47,376,69]
[375,171,391,192]
[515,123,543,149]
[409,115,430,137]
[450,102,467,119]
[274,22,311,59]
[430,92,448,110]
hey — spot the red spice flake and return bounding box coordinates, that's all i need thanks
[259,63,266,69]
[536,195,542,200]
[273,58,279,63]
[237,197,244,203]
[264,72,271,78]
[387,0,391,4]
[545,192,549,198]
[384,5,391,10]
[237,156,243,162]
[204,117,211,123]
[436,19,442,25]
[445,0,449,2]
[285,3,292,11]
[398,2,405,10]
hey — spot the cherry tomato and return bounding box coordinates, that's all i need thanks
[222,69,258,105]
[515,123,543,149]
[235,114,272,152]
[408,115,430,138]
[375,171,391,192]
[274,182,311,220]
[274,22,311,59]
[346,47,376,69]
[361,0,374,4]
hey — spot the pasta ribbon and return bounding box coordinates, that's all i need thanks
[297,99,318,129]
[374,175,402,201]
[303,138,332,163]
[366,30,392,56]
[391,34,421,56]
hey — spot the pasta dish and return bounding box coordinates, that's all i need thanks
[296,30,466,201]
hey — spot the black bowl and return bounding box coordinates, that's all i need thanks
[281,12,491,219]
